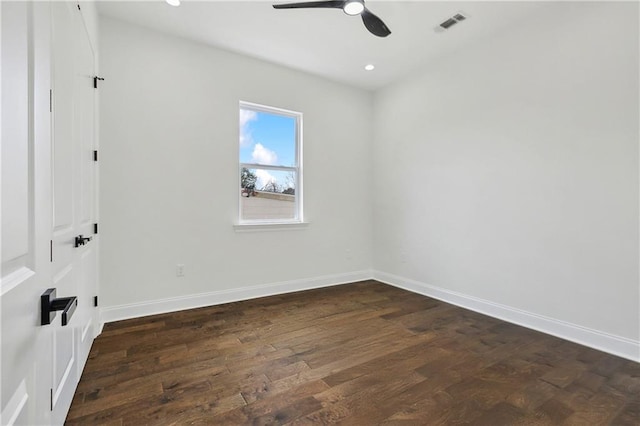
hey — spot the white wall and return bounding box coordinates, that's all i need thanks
[99,17,373,315]
[373,2,639,355]
[99,3,639,360]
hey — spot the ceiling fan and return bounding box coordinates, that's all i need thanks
[272,0,391,38]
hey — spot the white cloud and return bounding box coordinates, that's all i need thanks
[251,143,278,165]
[240,109,257,127]
[255,169,276,190]
[239,109,257,147]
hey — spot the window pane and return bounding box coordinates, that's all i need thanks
[240,168,297,221]
[239,108,296,167]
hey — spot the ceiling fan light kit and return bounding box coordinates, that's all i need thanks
[343,0,365,16]
[272,0,391,37]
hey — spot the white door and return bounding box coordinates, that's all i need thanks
[1,2,98,424]
[50,1,98,424]
[72,1,99,372]
[1,2,54,425]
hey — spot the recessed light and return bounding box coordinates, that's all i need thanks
[364,64,375,71]
[166,0,180,7]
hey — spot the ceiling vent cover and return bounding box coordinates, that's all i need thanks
[435,12,469,33]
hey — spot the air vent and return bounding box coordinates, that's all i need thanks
[435,11,469,33]
[440,18,457,29]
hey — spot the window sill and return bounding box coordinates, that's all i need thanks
[233,221,310,233]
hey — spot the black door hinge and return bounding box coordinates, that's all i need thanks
[49,89,52,112]
[93,76,104,89]
[50,388,53,411]
[93,223,98,234]
[93,150,98,162]
[50,240,53,262]
[94,296,98,307]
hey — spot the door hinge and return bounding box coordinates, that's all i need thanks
[49,89,52,112]
[94,296,98,307]
[93,223,98,234]
[93,150,98,162]
[50,240,53,262]
[93,76,104,89]
[50,388,53,411]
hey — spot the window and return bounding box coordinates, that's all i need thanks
[239,101,303,224]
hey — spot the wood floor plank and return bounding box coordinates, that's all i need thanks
[67,280,640,425]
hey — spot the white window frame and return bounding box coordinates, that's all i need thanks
[238,101,303,226]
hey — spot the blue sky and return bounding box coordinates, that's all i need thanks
[239,108,297,190]
[239,109,295,167]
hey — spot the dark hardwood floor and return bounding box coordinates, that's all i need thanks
[66,281,639,425]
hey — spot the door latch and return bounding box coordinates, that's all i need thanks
[74,234,92,247]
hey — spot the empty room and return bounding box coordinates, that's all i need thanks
[1,0,638,424]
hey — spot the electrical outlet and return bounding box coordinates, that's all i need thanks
[176,264,185,277]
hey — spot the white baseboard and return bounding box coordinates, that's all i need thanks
[373,270,640,363]
[100,270,372,324]
[96,321,104,337]
[98,268,639,363]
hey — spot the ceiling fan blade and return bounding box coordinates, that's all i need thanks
[273,1,345,10]
[361,8,391,37]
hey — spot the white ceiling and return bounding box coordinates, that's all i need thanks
[97,1,549,91]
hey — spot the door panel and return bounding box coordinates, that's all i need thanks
[50,266,76,416]
[2,380,29,425]
[50,5,80,422]
[78,247,97,370]
[49,2,98,424]
[51,3,75,233]
[74,6,98,370]
[77,22,95,230]
[1,3,36,423]
[1,2,52,425]
[0,1,29,269]
[1,2,97,423]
